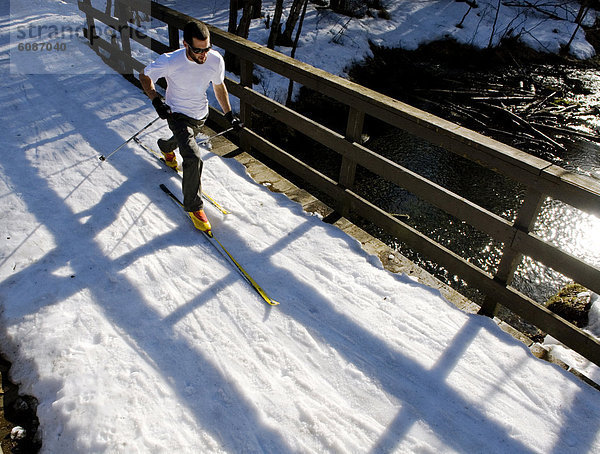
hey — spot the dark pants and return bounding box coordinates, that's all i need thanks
[158,112,207,212]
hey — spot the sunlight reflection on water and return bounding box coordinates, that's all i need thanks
[511,198,600,302]
[536,199,600,265]
[363,115,599,305]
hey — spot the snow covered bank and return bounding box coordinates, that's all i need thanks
[2,1,600,453]
[184,0,598,79]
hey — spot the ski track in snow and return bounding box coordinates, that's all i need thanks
[2,1,600,453]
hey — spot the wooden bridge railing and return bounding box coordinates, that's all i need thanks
[78,0,600,368]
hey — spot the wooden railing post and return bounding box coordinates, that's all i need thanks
[239,58,254,153]
[115,1,133,75]
[80,0,98,49]
[338,107,364,215]
[479,188,546,317]
[168,24,180,50]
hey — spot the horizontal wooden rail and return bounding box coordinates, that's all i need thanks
[228,81,600,293]
[84,31,145,74]
[129,27,171,55]
[79,0,600,368]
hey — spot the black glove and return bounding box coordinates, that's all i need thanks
[152,94,172,119]
[225,111,244,131]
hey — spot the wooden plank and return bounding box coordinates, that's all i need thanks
[115,3,132,74]
[239,59,254,154]
[479,188,545,317]
[168,24,180,50]
[542,164,600,217]
[78,0,99,49]
[339,107,363,189]
[122,0,152,12]
[498,188,545,284]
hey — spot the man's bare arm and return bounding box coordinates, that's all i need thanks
[140,71,159,101]
[213,82,232,115]
[141,71,171,119]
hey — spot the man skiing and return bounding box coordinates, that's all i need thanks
[140,20,242,233]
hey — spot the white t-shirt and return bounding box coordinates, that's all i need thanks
[144,48,225,120]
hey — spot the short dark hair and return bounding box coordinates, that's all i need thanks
[184,21,209,44]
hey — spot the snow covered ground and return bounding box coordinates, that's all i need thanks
[2,0,600,452]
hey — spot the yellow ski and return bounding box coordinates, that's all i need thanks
[160,184,280,306]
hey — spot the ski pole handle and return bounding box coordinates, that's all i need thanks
[99,116,161,162]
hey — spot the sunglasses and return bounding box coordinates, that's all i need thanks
[186,42,211,54]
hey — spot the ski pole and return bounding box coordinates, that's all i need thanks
[99,116,161,162]
[196,127,234,145]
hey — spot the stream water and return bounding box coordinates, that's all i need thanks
[343,53,600,306]
[354,123,600,306]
